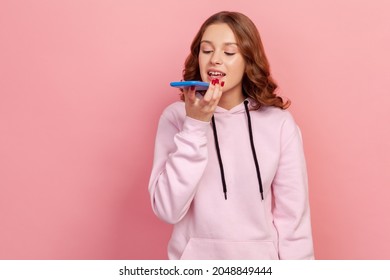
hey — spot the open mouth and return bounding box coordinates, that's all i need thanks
[207,71,226,80]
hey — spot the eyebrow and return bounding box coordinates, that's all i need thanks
[200,40,238,46]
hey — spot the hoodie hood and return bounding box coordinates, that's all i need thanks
[214,98,256,114]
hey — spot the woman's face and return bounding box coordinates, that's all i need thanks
[199,23,246,98]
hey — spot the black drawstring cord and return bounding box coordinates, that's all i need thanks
[244,100,264,200]
[211,115,227,200]
[211,100,264,200]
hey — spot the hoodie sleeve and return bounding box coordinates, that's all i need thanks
[148,108,210,224]
[271,116,315,259]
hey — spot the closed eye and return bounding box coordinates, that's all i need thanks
[225,52,236,56]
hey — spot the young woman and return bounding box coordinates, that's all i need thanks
[148,11,314,260]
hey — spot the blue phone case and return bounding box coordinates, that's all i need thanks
[170,81,209,91]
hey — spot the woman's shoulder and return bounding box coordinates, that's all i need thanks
[256,105,296,125]
[161,100,186,121]
[259,106,303,143]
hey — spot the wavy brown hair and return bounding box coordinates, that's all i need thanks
[181,11,290,110]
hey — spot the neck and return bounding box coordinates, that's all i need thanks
[217,87,245,110]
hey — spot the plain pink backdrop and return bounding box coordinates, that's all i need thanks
[1,0,389,259]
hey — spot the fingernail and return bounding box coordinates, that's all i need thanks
[215,79,219,85]
[190,86,195,91]
[211,79,217,85]
[221,81,225,87]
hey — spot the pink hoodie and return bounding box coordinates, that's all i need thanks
[149,99,314,260]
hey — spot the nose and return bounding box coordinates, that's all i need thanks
[211,51,223,65]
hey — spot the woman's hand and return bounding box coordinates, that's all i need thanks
[183,79,224,122]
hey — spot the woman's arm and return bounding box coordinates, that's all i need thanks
[148,111,210,224]
[272,117,315,259]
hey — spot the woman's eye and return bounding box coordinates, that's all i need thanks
[225,52,236,56]
[201,50,213,54]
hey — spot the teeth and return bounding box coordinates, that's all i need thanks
[208,71,225,76]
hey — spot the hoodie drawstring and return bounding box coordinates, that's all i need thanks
[244,100,264,200]
[211,115,227,200]
[211,100,264,200]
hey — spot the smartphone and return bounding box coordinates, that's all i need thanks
[170,81,209,91]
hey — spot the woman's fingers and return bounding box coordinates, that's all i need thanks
[201,79,223,108]
[184,80,224,122]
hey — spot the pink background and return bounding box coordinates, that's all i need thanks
[1,0,389,259]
